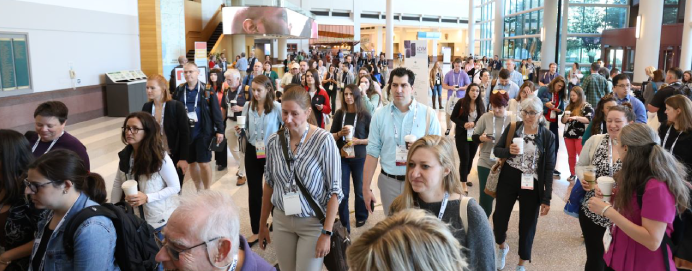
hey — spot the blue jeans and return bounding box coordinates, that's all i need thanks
[338,157,367,232]
[431,85,442,97]
[155,225,165,271]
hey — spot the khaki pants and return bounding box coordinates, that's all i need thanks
[273,209,324,271]
[226,119,245,177]
[377,172,405,215]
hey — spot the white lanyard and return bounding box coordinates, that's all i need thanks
[152,102,166,135]
[183,83,200,113]
[607,136,614,176]
[454,71,462,86]
[286,125,310,188]
[342,112,358,141]
[391,101,419,146]
[437,192,449,220]
[662,126,681,153]
[32,131,65,154]
[253,110,266,139]
[520,126,537,167]
[492,114,507,143]
[227,255,238,271]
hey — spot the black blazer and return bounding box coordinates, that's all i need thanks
[173,82,225,138]
[450,101,484,139]
[494,121,556,206]
[142,100,190,161]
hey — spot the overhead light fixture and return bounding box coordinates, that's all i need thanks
[635,15,642,39]
[540,27,545,42]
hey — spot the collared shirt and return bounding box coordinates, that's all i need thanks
[185,84,203,139]
[236,58,248,71]
[443,70,471,98]
[583,73,610,106]
[485,80,520,105]
[541,71,557,85]
[510,70,524,88]
[242,101,283,147]
[366,100,442,175]
[238,235,277,271]
[615,93,647,123]
[492,60,503,70]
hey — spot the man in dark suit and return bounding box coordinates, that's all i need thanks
[169,56,187,93]
[246,52,257,75]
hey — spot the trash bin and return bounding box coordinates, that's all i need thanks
[105,71,148,117]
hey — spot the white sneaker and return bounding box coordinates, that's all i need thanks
[516,266,526,271]
[496,246,510,270]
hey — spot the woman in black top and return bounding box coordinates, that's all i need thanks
[660,95,692,182]
[323,65,338,114]
[0,130,45,271]
[451,83,485,193]
[142,74,190,188]
[331,84,371,232]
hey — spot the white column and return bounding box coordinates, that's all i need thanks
[386,0,394,59]
[493,0,504,59]
[232,35,246,58]
[376,26,383,54]
[633,0,664,82]
[468,0,476,57]
[353,0,362,52]
[559,0,569,75]
[278,38,287,60]
[432,40,438,59]
[271,39,278,60]
[680,0,692,70]
[540,0,558,69]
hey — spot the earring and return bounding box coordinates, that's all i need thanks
[63,190,68,194]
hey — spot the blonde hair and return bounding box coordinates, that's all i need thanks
[645,66,656,78]
[346,209,468,271]
[390,135,463,214]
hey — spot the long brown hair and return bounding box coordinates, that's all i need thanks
[250,75,276,114]
[282,84,317,125]
[665,95,692,132]
[548,75,567,95]
[614,124,690,214]
[121,112,166,179]
[359,74,377,99]
[341,84,367,118]
[0,129,34,205]
[565,86,586,117]
[458,83,486,118]
[592,94,617,135]
[517,81,535,103]
[147,74,172,102]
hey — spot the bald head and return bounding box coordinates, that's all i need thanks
[178,56,188,65]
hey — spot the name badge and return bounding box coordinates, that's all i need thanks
[329,84,334,91]
[489,150,498,161]
[283,192,302,215]
[467,129,473,141]
[187,112,198,122]
[395,145,408,166]
[436,79,441,85]
[255,140,266,159]
[550,110,557,119]
[340,82,344,88]
[521,174,534,190]
[603,226,613,253]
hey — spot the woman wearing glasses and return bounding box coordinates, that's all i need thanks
[472,90,512,217]
[25,150,117,270]
[492,96,556,271]
[0,130,46,271]
[142,75,190,188]
[111,112,180,236]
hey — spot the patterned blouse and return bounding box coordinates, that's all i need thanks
[506,134,539,179]
[581,134,622,228]
[563,103,594,139]
[2,197,46,271]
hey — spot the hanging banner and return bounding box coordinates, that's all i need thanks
[404,40,430,107]
[194,42,207,68]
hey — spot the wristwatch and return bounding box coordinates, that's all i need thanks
[321,229,333,236]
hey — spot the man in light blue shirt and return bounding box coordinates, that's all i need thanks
[612,74,647,123]
[485,69,520,109]
[506,59,524,87]
[363,67,442,215]
[236,52,249,78]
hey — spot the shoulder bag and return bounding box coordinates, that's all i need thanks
[278,129,350,271]
[484,121,517,198]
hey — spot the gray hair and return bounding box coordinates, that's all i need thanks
[520,96,543,113]
[173,190,240,263]
[224,69,240,81]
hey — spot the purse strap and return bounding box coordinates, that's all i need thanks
[277,128,327,224]
[498,121,518,165]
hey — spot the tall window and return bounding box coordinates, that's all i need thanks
[566,0,629,65]
[503,0,543,61]
[478,0,496,58]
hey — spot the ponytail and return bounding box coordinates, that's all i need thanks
[28,150,107,203]
[83,173,107,204]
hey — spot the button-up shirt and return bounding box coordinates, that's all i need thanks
[236,58,248,71]
[366,100,442,175]
[615,93,647,124]
[541,71,557,85]
[485,81,520,107]
[583,73,610,107]
[510,70,524,88]
[242,101,283,147]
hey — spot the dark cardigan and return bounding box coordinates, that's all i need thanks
[450,100,484,139]
[493,121,556,205]
[142,100,190,161]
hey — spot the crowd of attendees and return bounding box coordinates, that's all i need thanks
[1,50,692,271]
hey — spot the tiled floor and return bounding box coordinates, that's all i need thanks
[69,106,586,271]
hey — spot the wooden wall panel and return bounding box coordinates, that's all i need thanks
[138,0,163,76]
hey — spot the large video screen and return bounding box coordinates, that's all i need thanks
[222,7,317,39]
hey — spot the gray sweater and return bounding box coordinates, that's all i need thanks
[471,111,513,168]
[418,198,496,271]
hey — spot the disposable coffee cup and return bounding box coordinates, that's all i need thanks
[583,166,597,190]
[597,176,616,203]
[454,85,459,89]
[512,138,524,154]
[344,125,354,141]
[122,180,138,196]
[230,100,237,106]
[564,110,571,117]
[404,135,418,149]
[237,116,246,128]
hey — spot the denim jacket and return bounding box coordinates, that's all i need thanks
[28,193,120,271]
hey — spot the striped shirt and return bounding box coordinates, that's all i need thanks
[265,128,344,218]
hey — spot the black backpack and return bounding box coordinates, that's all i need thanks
[673,83,692,101]
[63,202,159,271]
[637,184,692,270]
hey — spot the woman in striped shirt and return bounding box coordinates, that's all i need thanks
[257,85,343,271]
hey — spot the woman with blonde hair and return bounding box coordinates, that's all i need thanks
[588,124,691,271]
[430,61,443,109]
[561,86,594,182]
[661,95,692,182]
[347,208,468,271]
[390,135,495,271]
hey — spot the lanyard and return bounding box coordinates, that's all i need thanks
[437,192,450,220]
[286,125,310,189]
[520,126,538,168]
[454,70,462,86]
[391,101,419,146]
[663,126,681,153]
[183,83,200,113]
[227,255,238,271]
[342,112,358,141]
[607,136,614,176]
[253,110,266,140]
[492,114,507,143]
[32,131,65,154]
[152,102,166,135]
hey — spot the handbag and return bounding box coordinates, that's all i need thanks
[278,129,350,271]
[484,121,517,198]
[563,177,586,218]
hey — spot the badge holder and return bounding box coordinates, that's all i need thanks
[255,140,267,159]
[395,145,408,166]
[283,183,302,216]
[466,129,473,142]
[550,110,557,119]
[520,174,534,190]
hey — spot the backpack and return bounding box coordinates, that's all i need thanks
[637,184,692,270]
[63,202,160,271]
[673,83,692,101]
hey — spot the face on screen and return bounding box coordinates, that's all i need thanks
[256,8,290,34]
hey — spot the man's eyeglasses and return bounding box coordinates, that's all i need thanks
[24,179,55,193]
[122,126,145,134]
[154,231,222,261]
[521,110,539,116]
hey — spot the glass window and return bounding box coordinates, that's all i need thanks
[605,7,627,29]
[566,36,602,64]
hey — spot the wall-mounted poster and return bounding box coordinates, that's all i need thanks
[404,40,430,107]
